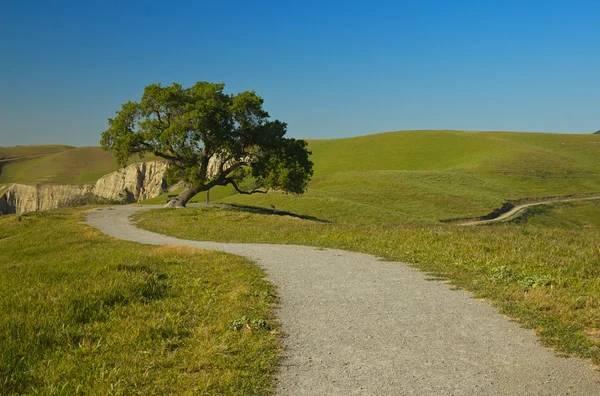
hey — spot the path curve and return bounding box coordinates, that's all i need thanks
[86,206,600,395]
[460,196,600,226]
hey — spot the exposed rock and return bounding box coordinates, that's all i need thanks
[93,161,167,203]
[0,183,95,214]
[168,181,187,192]
[0,161,169,214]
[207,153,247,179]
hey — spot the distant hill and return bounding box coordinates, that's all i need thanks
[0,145,73,160]
[0,145,156,184]
[3,131,599,222]
[594,130,600,134]
[222,130,600,222]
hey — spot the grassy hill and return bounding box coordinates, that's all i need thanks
[0,145,73,160]
[512,199,600,229]
[221,130,600,223]
[3,131,600,222]
[0,145,156,184]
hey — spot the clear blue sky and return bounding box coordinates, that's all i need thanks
[1,0,599,146]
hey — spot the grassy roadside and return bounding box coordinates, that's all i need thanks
[135,205,600,366]
[0,208,280,395]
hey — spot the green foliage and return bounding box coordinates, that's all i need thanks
[101,82,313,203]
[0,209,280,394]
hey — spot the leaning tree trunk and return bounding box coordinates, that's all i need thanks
[165,185,202,208]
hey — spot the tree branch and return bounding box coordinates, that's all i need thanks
[228,179,268,195]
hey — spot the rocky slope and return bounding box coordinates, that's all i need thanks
[0,161,167,214]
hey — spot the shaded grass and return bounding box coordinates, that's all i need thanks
[136,206,600,366]
[0,209,280,395]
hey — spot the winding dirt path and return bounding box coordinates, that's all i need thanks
[86,206,600,395]
[460,196,600,226]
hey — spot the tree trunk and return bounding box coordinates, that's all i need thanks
[165,185,202,208]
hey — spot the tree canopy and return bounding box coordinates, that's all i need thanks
[101,81,313,206]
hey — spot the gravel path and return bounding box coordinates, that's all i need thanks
[86,206,600,395]
[460,196,600,226]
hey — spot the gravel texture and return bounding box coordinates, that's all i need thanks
[86,205,600,395]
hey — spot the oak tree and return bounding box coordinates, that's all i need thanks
[101,82,313,207]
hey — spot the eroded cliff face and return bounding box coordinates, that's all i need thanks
[0,184,96,214]
[94,161,167,203]
[0,161,168,214]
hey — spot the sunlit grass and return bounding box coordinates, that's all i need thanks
[222,130,600,223]
[0,147,156,184]
[0,208,280,395]
[135,205,600,366]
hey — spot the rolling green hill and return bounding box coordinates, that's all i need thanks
[222,130,600,223]
[3,131,599,222]
[0,145,73,160]
[0,145,156,184]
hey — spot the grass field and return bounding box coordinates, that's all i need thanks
[4,130,600,387]
[220,130,600,223]
[0,145,156,184]
[135,202,600,367]
[512,199,600,229]
[0,145,73,160]
[0,208,280,395]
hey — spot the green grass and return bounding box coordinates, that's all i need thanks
[135,205,600,366]
[3,131,600,219]
[0,208,280,395]
[5,130,600,220]
[511,199,600,229]
[0,147,157,184]
[220,130,600,223]
[0,145,73,160]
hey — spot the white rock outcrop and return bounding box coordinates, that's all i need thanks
[93,161,168,203]
[0,161,168,214]
[0,183,95,214]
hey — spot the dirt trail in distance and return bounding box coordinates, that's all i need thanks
[460,196,600,226]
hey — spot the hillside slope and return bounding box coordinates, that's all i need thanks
[0,146,156,184]
[0,145,73,160]
[3,131,599,222]
[223,130,600,223]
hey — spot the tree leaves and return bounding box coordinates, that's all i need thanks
[101,81,313,205]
